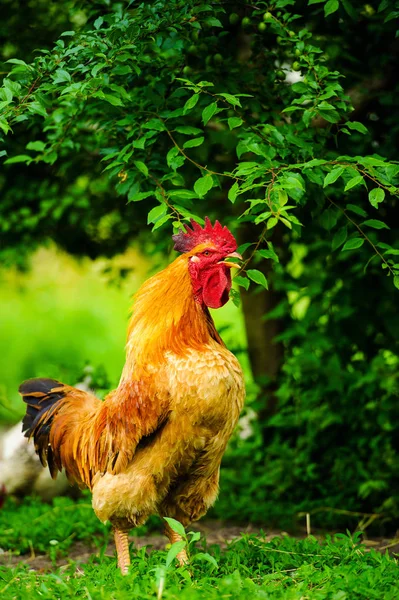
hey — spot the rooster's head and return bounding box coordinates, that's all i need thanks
[172,218,241,309]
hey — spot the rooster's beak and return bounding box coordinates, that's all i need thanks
[218,251,243,269]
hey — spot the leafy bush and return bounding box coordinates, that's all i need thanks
[1,1,398,281]
[1,0,398,529]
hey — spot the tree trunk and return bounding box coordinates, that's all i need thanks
[238,224,285,421]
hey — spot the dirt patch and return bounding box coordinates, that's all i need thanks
[0,521,278,571]
[1,520,398,573]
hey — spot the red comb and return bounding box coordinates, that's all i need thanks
[172,217,237,254]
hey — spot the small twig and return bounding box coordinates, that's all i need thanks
[236,170,278,276]
[236,224,268,277]
[248,540,340,560]
[298,507,383,519]
[148,172,182,222]
[164,126,229,178]
[378,539,399,551]
[327,197,395,276]
[306,513,311,537]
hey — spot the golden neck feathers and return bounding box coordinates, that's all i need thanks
[120,255,221,381]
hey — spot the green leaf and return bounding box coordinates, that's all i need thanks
[228,117,243,130]
[369,188,385,208]
[323,166,345,187]
[183,137,204,148]
[234,275,250,290]
[324,0,339,17]
[169,189,198,200]
[361,219,390,230]
[257,249,279,262]
[6,58,30,68]
[27,101,47,118]
[94,16,103,29]
[128,190,153,202]
[42,151,57,165]
[344,175,363,191]
[163,517,186,537]
[166,147,178,167]
[147,204,166,224]
[166,541,186,569]
[278,189,288,206]
[332,225,347,251]
[133,138,146,149]
[192,552,219,570]
[341,0,357,19]
[167,147,185,171]
[342,237,365,251]
[202,102,218,125]
[346,121,368,134]
[218,93,241,107]
[247,269,269,289]
[303,158,328,168]
[3,78,21,96]
[53,69,71,83]
[26,141,46,152]
[134,161,149,176]
[280,174,305,193]
[174,207,200,221]
[267,217,278,229]
[318,109,341,123]
[1,88,13,104]
[359,156,387,167]
[4,154,31,164]
[346,204,367,217]
[280,218,292,229]
[183,93,199,113]
[237,243,253,255]
[175,126,203,135]
[228,182,239,203]
[102,94,124,107]
[194,175,213,198]
[394,276,399,291]
[142,119,165,131]
[254,211,272,225]
[152,214,171,231]
[319,206,339,231]
[91,63,106,77]
[203,16,223,27]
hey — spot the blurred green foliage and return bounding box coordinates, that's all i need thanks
[0,0,398,532]
[0,493,107,556]
[0,248,129,420]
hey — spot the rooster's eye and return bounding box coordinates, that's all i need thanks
[203,251,210,256]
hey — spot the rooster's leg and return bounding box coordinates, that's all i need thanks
[114,528,131,575]
[164,522,189,567]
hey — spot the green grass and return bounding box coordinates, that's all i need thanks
[1,496,398,599]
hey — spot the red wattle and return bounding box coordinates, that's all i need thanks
[202,266,232,309]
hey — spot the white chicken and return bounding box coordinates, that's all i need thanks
[0,421,70,500]
[0,375,92,501]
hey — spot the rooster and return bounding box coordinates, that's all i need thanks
[20,218,245,574]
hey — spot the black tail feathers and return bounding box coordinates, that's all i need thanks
[20,378,67,477]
